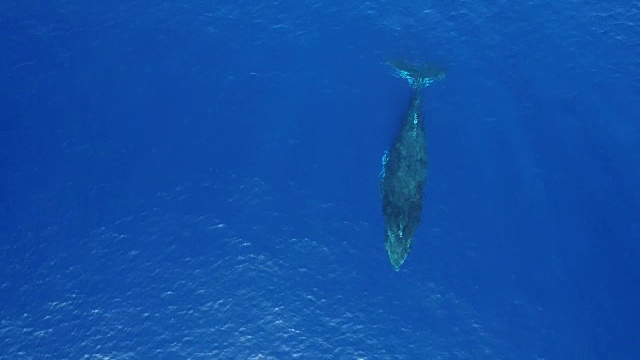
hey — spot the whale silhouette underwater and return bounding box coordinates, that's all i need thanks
[380,60,446,270]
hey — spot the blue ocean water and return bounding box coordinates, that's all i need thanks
[2,0,639,358]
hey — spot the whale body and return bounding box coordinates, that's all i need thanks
[380,61,446,270]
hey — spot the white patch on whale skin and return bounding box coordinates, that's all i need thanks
[380,150,389,179]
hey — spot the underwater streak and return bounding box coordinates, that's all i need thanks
[380,61,446,270]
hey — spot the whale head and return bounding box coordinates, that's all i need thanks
[385,227,413,271]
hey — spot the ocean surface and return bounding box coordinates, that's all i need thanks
[2,1,639,359]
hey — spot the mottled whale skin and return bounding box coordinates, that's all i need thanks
[380,61,445,270]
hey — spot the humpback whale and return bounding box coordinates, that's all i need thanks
[380,60,446,270]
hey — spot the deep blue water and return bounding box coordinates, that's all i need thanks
[2,1,639,359]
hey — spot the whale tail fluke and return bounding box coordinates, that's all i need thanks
[387,60,446,89]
